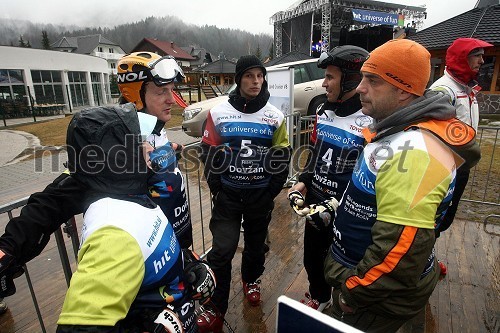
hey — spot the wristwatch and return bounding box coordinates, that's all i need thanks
[338,292,354,314]
[339,293,348,306]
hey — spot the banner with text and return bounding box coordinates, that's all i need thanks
[351,9,404,26]
[267,67,293,116]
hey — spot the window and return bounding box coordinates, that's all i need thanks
[305,63,325,81]
[477,56,496,92]
[91,72,103,105]
[110,62,116,69]
[98,47,103,52]
[31,70,64,104]
[0,69,27,104]
[68,71,89,107]
[8,70,24,83]
[294,66,309,84]
[109,48,114,53]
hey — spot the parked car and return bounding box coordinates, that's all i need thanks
[181,58,326,137]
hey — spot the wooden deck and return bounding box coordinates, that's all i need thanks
[0,183,499,332]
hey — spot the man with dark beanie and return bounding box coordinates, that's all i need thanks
[198,55,291,332]
[430,38,493,239]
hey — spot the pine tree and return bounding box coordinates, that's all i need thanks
[110,74,119,95]
[18,35,26,47]
[255,44,262,60]
[26,40,32,48]
[42,31,51,50]
[268,43,274,60]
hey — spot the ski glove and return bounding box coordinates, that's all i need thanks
[287,190,307,216]
[183,250,216,305]
[152,307,184,333]
[0,250,24,298]
[305,198,339,230]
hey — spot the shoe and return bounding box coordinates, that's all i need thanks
[0,298,7,315]
[438,261,447,277]
[242,279,261,306]
[300,292,330,312]
[196,304,224,333]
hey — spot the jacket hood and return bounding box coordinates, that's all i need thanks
[446,38,493,84]
[368,89,456,140]
[364,90,480,169]
[66,104,149,196]
[228,80,270,113]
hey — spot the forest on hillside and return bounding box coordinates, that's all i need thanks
[0,16,274,60]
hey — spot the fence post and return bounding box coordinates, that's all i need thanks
[66,85,72,113]
[27,86,36,122]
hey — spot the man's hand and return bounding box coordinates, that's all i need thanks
[182,249,216,305]
[0,249,24,298]
[153,307,184,333]
[184,261,216,305]
[288,182,308,216]
[305,198,339,230]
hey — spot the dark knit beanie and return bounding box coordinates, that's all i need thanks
[235,55,266,85]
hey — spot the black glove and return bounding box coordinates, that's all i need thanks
[182,250,216,305]
[305,198,339,230]
[0,250,24,298]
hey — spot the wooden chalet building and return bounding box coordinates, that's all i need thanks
[409,2,500,115]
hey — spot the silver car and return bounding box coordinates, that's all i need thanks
[181,58,326,137]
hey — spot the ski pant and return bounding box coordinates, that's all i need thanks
[207,186,274,315]
[303,192,334,303]
[304,222,333,303]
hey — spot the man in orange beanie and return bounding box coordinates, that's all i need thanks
[430,37,493,238]
[323,39,479,332]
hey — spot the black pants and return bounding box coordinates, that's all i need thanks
[437,167,470,235]
[207,187,274,314]
[303,194,333,303]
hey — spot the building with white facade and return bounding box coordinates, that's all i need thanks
[0,46,110,117]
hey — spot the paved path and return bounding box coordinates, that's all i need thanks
[0,121,200,206]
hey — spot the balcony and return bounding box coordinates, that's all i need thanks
[93,52,125,60]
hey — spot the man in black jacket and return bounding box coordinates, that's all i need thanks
[287,45,370,312]
[0,52,192,298]
[197,55,291,333]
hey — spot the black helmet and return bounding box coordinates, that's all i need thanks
[318,45,369,100]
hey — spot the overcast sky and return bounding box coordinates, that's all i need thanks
[1,0,478,35]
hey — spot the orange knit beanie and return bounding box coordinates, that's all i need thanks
[361,39,431,96]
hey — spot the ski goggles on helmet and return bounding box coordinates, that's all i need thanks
[148,56,185,85]
[317,51,367,71]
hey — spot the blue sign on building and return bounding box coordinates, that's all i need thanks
[351,9,403,26]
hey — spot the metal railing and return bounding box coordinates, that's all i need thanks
[0,198,78,333]
[0,122,498,331]
[461,126,500,227]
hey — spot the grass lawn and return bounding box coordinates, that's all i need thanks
[11,105,184,146]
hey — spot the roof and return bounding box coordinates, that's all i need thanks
[51,34,119,54]
[408,5,500,50]
[264,51,312,67]
[193,58,236,74]
[132,38,195,60]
